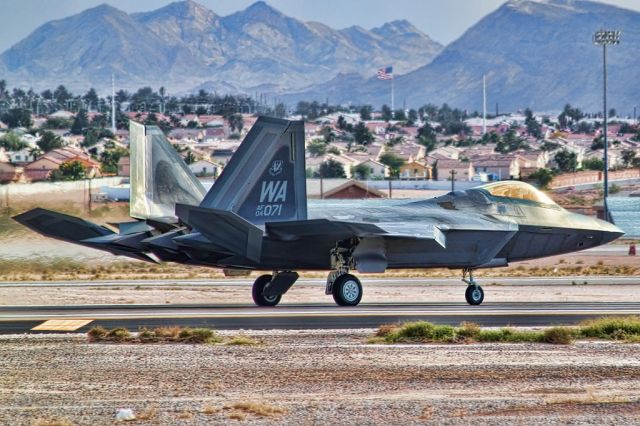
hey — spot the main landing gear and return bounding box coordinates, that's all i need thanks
[252,271,299,307]
[326,272,363,306]
[462,268,484,305]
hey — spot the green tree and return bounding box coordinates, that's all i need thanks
[582,157,604,171]
[621,150,636,168]
[320,126,335,143]
[184,150,197,164]
[70,109,89,135]
[318,159,346,178]
[37,131,64,152]
[528,168,554,189]
[496,128,528,153]
[0,132,27,151]
[52,160,86,181]
[336,115,348,131]
[44,117,72,129]
[274,103,287,118]
[379,151,405,178]
[307,139,327,157]
[524,108,542,139]
[99,146,128,174]
[393,109,406,121]
[1,108,32,128]
[417,122,437,153]
[351,163,372,180]
[381,105,392,122]
[407,109,418,125]
[353,122,374,146]
[554,150,578,173]
[53,85,72,107]
[228,113,244,133]
[83,88,99,110]
[359,105,372,121]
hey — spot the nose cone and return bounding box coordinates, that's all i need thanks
[595,218,625,245]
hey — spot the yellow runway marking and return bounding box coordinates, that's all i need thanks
[31,319,93,331]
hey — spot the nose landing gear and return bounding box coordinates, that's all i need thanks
[462,268,484,305]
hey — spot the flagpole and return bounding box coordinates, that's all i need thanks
[391,74,395,115]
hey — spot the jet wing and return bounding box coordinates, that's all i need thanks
[265,219,446,246]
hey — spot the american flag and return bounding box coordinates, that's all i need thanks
[377,66,393,80]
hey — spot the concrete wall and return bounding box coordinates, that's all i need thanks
[1,177,125,207]
[551,169,640,189]
[363,180,481,191]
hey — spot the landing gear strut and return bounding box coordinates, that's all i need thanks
[251,271,299,307]
[252,274,280,306]
[462,268,484,305]
[325,241,363,306]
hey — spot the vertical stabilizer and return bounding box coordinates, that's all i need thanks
[129,121,206,219]
[199,116,306,224]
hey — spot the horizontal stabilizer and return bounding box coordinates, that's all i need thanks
[175,203,263,262]
[13,208,156,263]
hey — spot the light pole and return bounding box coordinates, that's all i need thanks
[593,29,620,222]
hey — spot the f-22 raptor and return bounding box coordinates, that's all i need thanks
[15,117,624,307]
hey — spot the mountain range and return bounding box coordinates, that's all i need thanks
[0,1,441,95]
[0,0,639,112]
[285,0,640,113]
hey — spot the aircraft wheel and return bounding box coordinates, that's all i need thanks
[465,285,484,306]
[252,274,281,307]
[332,274,363,306]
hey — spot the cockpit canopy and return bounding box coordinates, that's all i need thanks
[477,181,557,206]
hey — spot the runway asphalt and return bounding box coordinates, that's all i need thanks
[2,301,640,334]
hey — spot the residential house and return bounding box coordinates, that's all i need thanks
[0,162,20,183]
[354,159,387,179]
[24,147,101,181]
[434,159,474,181]
[117,156,130,177]
[473,156,520,180]
[306,178,386,199]
[189,159,220,177]
[322,180,387,199]
[399,160,432,179]
[7,148,35,165]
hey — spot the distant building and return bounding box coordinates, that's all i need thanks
[7,149,35,165]
[0,162,21,183]
[434,159,474,181]
[399,160,432,179]
[306,179,386,199]
[24,147,101,181]
[188,159,219,177]
[117,156,130,177]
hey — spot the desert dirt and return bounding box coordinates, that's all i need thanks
[2,280,640,306]
[1,330,640,425]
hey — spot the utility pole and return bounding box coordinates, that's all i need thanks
[593,29,621,222]
[111,74,116,134]
[450,169,457,192]
[482,74,487,135]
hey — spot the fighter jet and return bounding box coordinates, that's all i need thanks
[14,117,624,307]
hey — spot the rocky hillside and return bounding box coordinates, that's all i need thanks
[0,0,442,94]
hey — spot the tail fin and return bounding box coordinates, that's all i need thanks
[129,120,207,219]
[199,116,307,225]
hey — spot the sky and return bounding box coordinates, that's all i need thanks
[1,0,639,53]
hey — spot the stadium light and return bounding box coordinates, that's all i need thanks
[593,30,620,222]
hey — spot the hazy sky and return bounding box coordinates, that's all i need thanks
[1,0,639,53]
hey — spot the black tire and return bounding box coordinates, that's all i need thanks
[332,274,363,306]
[252,274,281,307]
[465,285,484,305]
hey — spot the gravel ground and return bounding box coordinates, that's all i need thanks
[2,282,640,306]
[2,330,640,425]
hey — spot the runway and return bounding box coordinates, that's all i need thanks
[2,301,640,334]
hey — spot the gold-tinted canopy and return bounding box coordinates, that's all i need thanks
[478,181,557,206]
